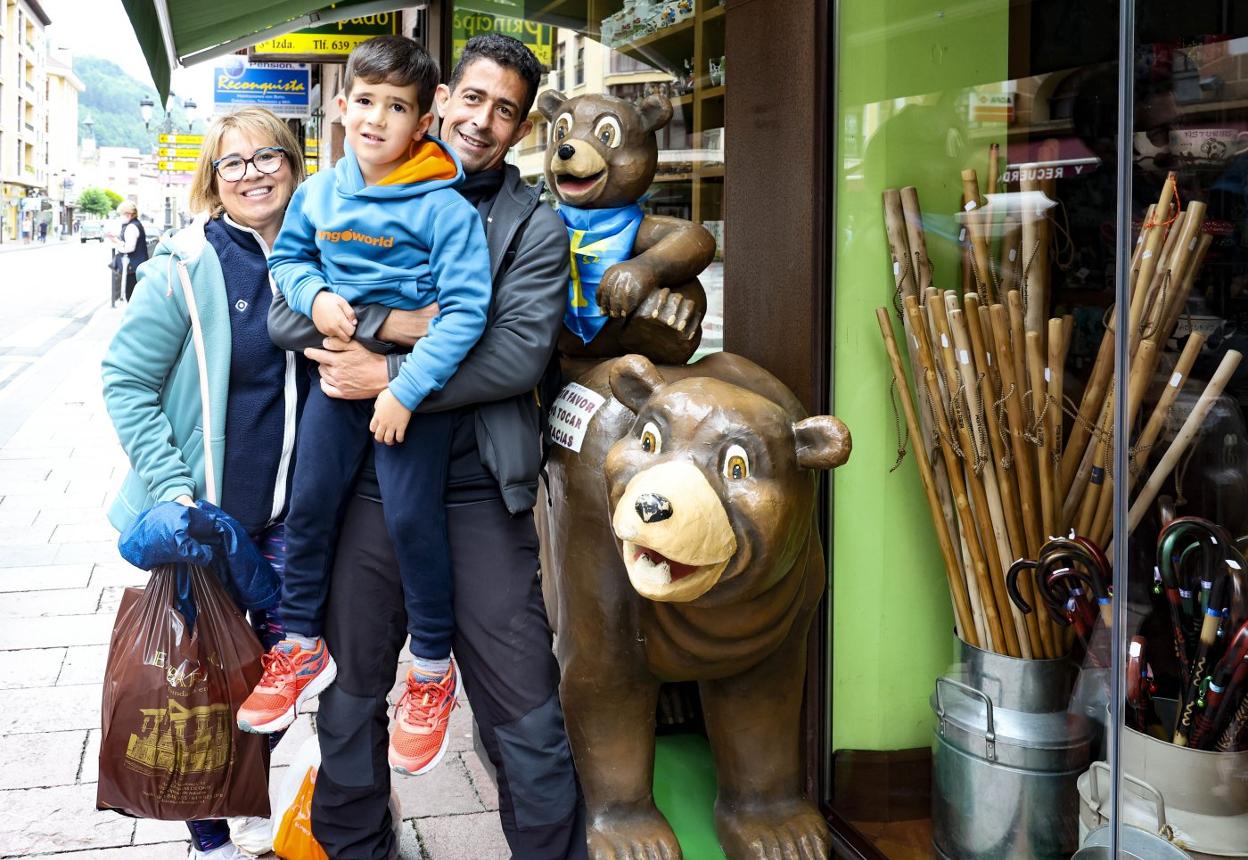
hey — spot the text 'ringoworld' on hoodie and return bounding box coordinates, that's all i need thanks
[270,138,491,410]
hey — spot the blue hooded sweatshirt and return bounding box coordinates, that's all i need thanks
[270,138,491,410]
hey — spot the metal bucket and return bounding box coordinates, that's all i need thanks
[1077,722,1248,858]
[1074,823,1192,859]
[932,638,1093,859]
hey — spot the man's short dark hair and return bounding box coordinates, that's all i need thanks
[449,34,545,119]
[345,35,440,114]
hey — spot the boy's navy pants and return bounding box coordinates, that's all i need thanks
[280,384,455,660]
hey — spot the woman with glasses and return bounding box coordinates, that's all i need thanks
[100,107,306,860]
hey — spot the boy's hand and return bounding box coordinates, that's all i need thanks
[370,388,412,446]
[312,291,357,340]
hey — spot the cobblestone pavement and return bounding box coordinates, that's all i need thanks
[0,304,510,859]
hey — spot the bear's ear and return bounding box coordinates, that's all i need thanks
[638,94,673,134]
[610,354,666,414]
[538,90,566,122]
[793,416,852,470]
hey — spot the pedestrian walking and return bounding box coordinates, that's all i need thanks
[107,202,147,304]
[38,221,48,243]
[101,107,310,860]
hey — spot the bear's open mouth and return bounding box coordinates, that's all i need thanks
[555,170,605,195]
[621,540,731,602]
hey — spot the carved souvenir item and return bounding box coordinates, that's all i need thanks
[538,90,715,365]
[543,352,851,859]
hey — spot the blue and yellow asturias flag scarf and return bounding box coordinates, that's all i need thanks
[557,203,645,343]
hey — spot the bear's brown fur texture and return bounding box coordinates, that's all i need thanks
[542,352,851,859]
[538,90,715,365]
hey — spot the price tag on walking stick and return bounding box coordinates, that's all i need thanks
[549,383,606,453]
[1170,372,1183,388]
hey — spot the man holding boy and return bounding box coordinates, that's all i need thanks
[268,34,585,860]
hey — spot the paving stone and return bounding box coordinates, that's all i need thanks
[0,588,103,619]
[36,844,190,859]
[446,696,476,754]
[79,728,99,784]
[0,508,37,527]
[462,748,499,812]
[0,446,74,461]
[57,645,108,686]
[0,614,115,650]
[0,648,65,689]
[88,563,148,590]
[0,684,102,734]
[54,540,119,565]
[49,521,118,545]
[390,753,483,819]
[34,506,115,527]
[0,478,70,497]
[416,811,510,860]
[0,524,55,546]
[0,460,55,482]
[0,544,60,567]
[96,586,129,615]
[0,564,92,593]
[0,783,134,855]
[133,816,195,845]
[397,820,423,860]
[0,730,86,789]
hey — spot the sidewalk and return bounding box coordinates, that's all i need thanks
[0,305,510,859]
[0,236,75,254]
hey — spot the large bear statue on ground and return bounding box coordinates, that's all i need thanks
[543,354,850,859]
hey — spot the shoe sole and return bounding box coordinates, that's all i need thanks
[238,657,337,735]
[388,668,458,777]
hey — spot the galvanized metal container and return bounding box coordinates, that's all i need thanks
[1077,723,1248,858]
[931,638,1094,859]
[1074,823,1192,859]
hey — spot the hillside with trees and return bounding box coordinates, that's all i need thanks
[74,56,201,153]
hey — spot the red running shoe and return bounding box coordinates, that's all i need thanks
[388,660,459,776]
[237,638,336,734]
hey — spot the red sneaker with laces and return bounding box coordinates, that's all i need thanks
[236,638,336,734]
[388,660,459,776]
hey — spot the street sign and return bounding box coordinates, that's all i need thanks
[158,160,199,172]
[158,134,204,145]
[213,60,311,119]
[250,4,403,63]
[452,1,553,68]
[157,146,201,158]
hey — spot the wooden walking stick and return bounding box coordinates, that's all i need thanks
[1130,332,1207,480]
[900,187,933,295]
[1127,173,1177,345]
[907,296,1012,654]
[962,170,996,302]
[1061,327,1116,497]
[999,215,1022,296]
[1123,350,1244,538]
[882,189,917,302]
[876,308,978,646]
[1074,391,1115,538]
[1048,317,1068,537]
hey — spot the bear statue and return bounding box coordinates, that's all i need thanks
[542,353,851,859]
[537,89,715,366]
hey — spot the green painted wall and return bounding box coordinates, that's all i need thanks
[831,1,1011,751]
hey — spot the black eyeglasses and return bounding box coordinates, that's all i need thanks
[212,147,287,182]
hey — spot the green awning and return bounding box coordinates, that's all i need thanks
[121,0,406,102]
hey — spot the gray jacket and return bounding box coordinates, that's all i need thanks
[267,164,570,514]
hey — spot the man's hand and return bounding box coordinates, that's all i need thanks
[312,291,357,340]
[174,495,194,507]
[306,337,390,400]
[370,388,412,445]
[378,303,438,348]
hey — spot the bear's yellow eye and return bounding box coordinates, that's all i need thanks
[554,113,573,141]
[723,444,750,480]
[593,116,622,148]
[640,421,662,454]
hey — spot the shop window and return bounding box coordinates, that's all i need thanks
[832,0,1248,856]
[574,35,584,87]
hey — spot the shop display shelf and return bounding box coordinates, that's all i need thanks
[616,18,697,73]
[699,84,725,102]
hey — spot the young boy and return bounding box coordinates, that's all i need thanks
[237,36,491,778]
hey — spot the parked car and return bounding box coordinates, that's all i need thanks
[79,222,106,243]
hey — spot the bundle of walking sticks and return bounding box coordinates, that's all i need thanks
[875,165,1243,658]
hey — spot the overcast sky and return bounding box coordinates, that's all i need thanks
[42,0,216,110]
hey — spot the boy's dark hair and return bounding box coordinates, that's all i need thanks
[344,35,440,114]
[449,34,545,119]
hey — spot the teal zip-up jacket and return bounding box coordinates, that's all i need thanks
[270,138,491,410]
[102,215,299,532]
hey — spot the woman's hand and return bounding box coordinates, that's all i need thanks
[312,291,357,341]
[370,389,412,445]
[377,303,438,348]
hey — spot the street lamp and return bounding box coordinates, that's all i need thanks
[139,95,154,129]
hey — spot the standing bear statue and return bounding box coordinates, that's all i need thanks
[538,90,852,860]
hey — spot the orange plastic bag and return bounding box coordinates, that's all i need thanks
[273,764,328,860]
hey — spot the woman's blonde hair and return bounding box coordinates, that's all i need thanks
[117,201,138,217]
[188,107,306,217]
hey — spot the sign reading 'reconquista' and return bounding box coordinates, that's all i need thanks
[212,61,311,119]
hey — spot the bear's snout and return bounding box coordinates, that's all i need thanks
[635,493,673,523]
[557,143,576,161]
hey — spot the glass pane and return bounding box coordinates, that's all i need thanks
[465,0,727,357]
[1115,6,1248,856]
[833,2,1127,855]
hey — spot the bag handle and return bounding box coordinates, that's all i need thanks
[174,260,218,505]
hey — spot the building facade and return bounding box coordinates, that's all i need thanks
[44,48,82,235]
[0,0,51,242]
